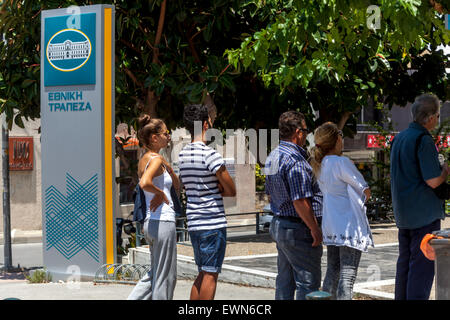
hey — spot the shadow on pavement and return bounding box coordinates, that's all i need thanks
[0,271,26,281]
[227,232,273,244]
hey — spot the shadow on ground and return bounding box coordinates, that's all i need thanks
[0,271,26,281]
[227,232,274,244]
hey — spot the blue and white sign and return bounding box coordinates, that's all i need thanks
[41,5,115,281]
[44,13,96,86]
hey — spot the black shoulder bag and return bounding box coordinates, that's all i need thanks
[132,183,147,224]
[415,132,450,200]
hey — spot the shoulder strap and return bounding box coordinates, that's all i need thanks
[144,155,161,171]
[138,155,160,181]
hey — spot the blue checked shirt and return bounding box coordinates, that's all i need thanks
[264,141,322,218]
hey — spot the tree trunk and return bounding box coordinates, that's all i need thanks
[144,90,158,118]
[337,111,353,130]
[142,0,167,117]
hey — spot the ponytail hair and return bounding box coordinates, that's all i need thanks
[137,114,165,149]
[310,122,340,176]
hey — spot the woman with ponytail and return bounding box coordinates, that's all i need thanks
[311,122,373,300]
[127,115,180,300]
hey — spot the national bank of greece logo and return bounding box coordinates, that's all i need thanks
[46,29,92,72]
[44,12,96,86]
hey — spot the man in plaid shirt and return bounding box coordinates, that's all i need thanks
[265,111,323,300]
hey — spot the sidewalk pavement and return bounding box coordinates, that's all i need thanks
[0,229,42,245]
[0,277,275,300]
[1,218,448,300]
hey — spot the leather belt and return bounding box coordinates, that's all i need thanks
[277,215,304,224]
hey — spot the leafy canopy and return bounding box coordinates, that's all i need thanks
[0,0,449,134]
[226,0,450,131]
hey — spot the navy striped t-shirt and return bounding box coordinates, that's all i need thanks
[178,142,226,231]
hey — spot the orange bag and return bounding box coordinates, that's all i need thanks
[420,234,445,261]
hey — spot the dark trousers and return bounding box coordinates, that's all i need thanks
[395,219,441,300]
[269,216,323,300]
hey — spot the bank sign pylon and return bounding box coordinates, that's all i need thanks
[40,5,116,281]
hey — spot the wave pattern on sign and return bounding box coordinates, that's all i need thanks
[45,173,99,262]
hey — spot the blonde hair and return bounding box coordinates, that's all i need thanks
[310,122,340,176]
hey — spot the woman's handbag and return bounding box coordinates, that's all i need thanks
[170,185,185,217]
[132,184,147,224]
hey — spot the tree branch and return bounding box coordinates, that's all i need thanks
[187,33,201,64]
[190,26,207,41]
[123,66,144,90]
[137,25,155,51]
[337,111,353,130]
[141,0,167,117]
[152,0,167,64]
[31,8,42,19]
[120,39,142,55]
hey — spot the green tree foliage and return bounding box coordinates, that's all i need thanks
[226,0,450,133]
[114,0,249,129]
[0,0,254,129]
[0,0,449,135]
[0,0,41,129]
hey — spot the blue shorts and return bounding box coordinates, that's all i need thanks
[189,228,227,274]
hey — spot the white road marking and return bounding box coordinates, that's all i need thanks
[224,253,278,261]
[374,242,398,248]
[354,288,394,300]
[221,263,278,278]
[354,278,396,288]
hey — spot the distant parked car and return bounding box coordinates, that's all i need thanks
[259,204,274,231]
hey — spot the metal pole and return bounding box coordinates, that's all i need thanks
[256,212,260,235]
[2,117,12,272]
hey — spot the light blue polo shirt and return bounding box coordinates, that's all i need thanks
[390,122,444,229]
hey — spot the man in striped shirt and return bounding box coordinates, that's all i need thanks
[179,104,236,300]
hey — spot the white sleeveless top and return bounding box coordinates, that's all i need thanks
[141,156,176,222]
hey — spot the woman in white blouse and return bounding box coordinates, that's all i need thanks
[310,122,374,300]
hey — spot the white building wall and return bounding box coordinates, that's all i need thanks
[0,115,42,231]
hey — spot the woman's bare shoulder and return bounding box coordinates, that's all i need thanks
[138,153,158,173]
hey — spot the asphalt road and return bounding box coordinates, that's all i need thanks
[0,243,43,269]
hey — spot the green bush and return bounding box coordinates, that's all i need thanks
[255,163,266,192]
[26,268,52,283]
